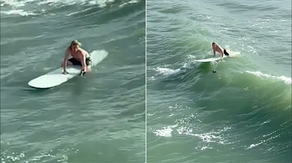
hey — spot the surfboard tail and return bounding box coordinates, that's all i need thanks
[90,50,108,65]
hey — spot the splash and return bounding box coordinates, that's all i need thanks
[154,67,181,76]
[153,125,178,137]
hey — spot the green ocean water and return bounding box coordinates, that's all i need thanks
[147,0,291,163]
[1,0,145,162]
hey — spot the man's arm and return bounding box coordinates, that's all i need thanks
[213,49,215,56]
[63,50,69,72]
[80,52,87,72]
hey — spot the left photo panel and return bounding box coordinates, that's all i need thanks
[0,0,145,163]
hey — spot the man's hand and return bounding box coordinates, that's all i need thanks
[63,70,69,74]
[79,70,86,76]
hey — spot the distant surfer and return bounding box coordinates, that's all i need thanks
[212,42,232,58]
[62,40,92,75]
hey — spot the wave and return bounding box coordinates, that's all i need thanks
[149,59,291,115]
[0,9,36,16]
[245,70,291,85]
[0,0,137,8]
[0,0,142,17]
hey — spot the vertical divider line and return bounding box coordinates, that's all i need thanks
[145,0,148,162]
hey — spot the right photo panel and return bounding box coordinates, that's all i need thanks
[147,0,291,162]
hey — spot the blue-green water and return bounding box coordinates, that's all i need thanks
[1,0,145,162]
[1,0,291,162]
[147,0,291,163]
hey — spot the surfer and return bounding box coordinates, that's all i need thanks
[212,42,231,58]
[62,40,92,75]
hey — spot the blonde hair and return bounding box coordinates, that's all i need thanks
[70,40,82,47]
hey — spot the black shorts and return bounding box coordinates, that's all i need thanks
[223,49,229,56]
[68,57,91,66]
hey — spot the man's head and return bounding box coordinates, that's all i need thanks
[212,42,217,48]
[70,40,81,51]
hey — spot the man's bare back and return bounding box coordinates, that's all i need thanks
[212,42,231,57]
[67,47,89,61]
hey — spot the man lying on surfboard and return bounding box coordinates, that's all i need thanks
[62,40,92,75]
[212,42,231,58]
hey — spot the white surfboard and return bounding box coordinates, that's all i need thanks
[194,57,223,63]
[194,51,240,63]
[28,50,108,89]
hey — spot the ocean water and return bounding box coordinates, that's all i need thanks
[147,0,291,163]
[1,0,291,162]
[1,0,145,162]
